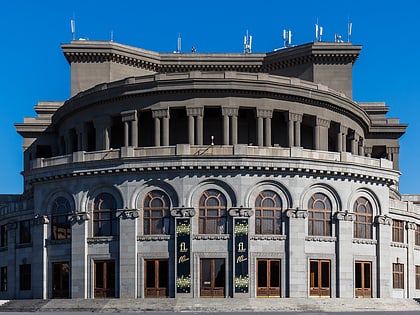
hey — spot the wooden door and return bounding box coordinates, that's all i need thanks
[256,259,281,297]
[309,260,330,297]
[94,260,115,298]
[144,259,168,297]
[355,261,372,298]
[200,258,225,297]
[52,262,69,298]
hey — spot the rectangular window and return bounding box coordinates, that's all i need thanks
[416,266,420,290]
[392,263,404,289]
[392,220,404,243]
[0,266,6,292]
[0,225,7,247]
[19,264,31,291]
[19,220,31,244]
[416,225,420,246]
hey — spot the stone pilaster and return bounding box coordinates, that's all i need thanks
[314,117,330,151]
[286,208,308,297]
[406,222,416,298]
[375,215,393,297]
[186,107,204,145]
[336,211,356,297]
[121,110,138,147]
[93,116,112,151]
[32,215,49,298]
[119,209,139,298]
[287,112,302,147]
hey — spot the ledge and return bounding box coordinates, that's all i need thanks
[352,238,377,245]
[87,236,118,244]
[137,235,172,241]
[192,234,230,240]
[250,235,287,241]
[305,236,336,242]
[390,242,408,248]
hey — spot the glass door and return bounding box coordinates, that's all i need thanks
[94,260,115,298]
[144,259,168,297]
[355,261,372,298]
[52,262,69,298]
[200,258,225,297]
[309,259,330,297]
[256,259,281,297]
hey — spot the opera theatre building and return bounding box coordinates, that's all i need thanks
[1,38,420,301]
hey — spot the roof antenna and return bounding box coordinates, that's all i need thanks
[315,19,323,42]
[70,16,76,41]
[177,33,182,53]
[347,19,352,43]
[244,30,252,54]
[110,30,114,42]
[283,29,292,48]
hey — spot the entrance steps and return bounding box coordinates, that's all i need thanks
[1,297,419,312]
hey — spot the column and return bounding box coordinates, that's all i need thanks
[222,107,239,146]
[287,112,302,147]
[70,212,90,298]
[76,123,88,151]
[119,210,139,298]
[93,116,112,150]
[387,147,400,170]
[163,116,170,146]
[265,117,272,147]
[288,115,294,147]
[65,129,74,154]
[358,137,365,156]
[257,116,263,146]
[186,107,204,145]
[350,132,358,155]
[188,115,195,145]
[121,110,138,147]
[314,117,330,151]
[294,119,301,147]
[365,146,373,158]
[154,117,161,146]
[336,211,356,297]
[257,109,273,147]
[231,114,238,145]
[286,208,308,297]
[32,215,49,298]
[338,125,347,152]
[376,215,393,297]
[407,222,416,298]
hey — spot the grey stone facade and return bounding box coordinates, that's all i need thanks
[0,39,419,300]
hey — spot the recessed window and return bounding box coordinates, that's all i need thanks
[392,220,404,243]
[51,197,72,240]
[19,220,31,244]
[0,266,6,292]
[308,193,332,236]
[255,190,282,235]
[93,193,117,237]
[0,225,7,247]
[19,264,31,291]
[393,263,404,289]
[143,190,171,235]
[199,189,227,234]
[353,197,373,239]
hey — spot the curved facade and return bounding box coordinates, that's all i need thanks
[1,40,419,300]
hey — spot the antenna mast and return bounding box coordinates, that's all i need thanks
[70,18,76,41]
[347,20,352,42]
[282,29,292,48]
[177,33,182,53]
[244,30,252,54]
[315,19,323,42]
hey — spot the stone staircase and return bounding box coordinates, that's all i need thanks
[0,297,419,312]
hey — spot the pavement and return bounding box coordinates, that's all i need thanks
[0,298,420,313]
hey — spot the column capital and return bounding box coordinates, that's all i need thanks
[387,146,400,154]
[152,108,170,119]
[121,109,138,122]
[171,207,196,217]
[256,108,273,119]
[221,106,239,117]
[34,215,49,225]
[69,212,91,224]
[229,207,254,217]
[287,112,302,122]
[339,124,348,134]
[186,106,204,117]
[315,117,331,128]
[335,211,356,221]
[364,146,373,154]
[286,208,308,218]
[406,222,417,230]
[375,215,392,226]
[118,209,139,220]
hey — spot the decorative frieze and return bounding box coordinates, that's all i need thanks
[391,242,408,249]
[229,207,254,217]
[192,234,230,240]
[305,236,336,242]
[138,235,172,241]
[352,238,377,245]
[286,208,308,219]
[250,235,287,241]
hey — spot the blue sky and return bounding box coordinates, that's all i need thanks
[1,0,419,194]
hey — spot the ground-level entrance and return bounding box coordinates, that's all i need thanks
[256,259,281,297]
[144,259,168,297]
[355,261,372,298]
[309,259,330,297]
[94,260,115,298]
[52,262,69,298]
[200,258,225,297]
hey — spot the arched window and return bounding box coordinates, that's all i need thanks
[93,193,117,237]
[51,197,72,240]
[308,193,332,236]
[199,189,227,234]
[354,197,373,239]
[255,190,282,234]
[143,190,171,235]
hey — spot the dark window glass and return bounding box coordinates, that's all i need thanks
[392,220,404,243]
[93,193,117,237]
[0,266,6,291]
[393,263,404,289]
[415,225,420,246]
[255,190,282,235]
[199,189,227,234]
[0,225,7,247]
[51,197,72,240]
[308,193,332,236]
[353,197,373,239]
[143,191,171,235]
[19,264,31,291]
[19,220,31,244]
[416,266,420,290]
